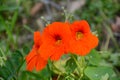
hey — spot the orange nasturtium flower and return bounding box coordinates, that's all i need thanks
[26,31,47,71]
[69,20,99,56]
[26,20,99,71]
[39,22,72,61]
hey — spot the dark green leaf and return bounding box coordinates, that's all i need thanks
[0,16,6,32]
[0,5,19,11]
[0,50,24,79]
[86,49,102,66]
[84,66,116,80]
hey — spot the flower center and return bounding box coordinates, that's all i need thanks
[56,40,61,45]
[54,35,61,45]
[76,32,83,40]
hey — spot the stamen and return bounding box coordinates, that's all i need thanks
[56,40,61,45]
[76,32,83,40]
[54,35,61,45]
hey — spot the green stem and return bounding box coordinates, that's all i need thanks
[0,48,6,61]
[79,56,85,80]
[71,55,81,74]
[24,25,34,33]
[72,55,86,80]
[16,60,25,74]
[52,62,76,79]
[52,63,63,74]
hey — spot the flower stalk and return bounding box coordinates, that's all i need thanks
[79,56,85,79]
[71,55,86,79]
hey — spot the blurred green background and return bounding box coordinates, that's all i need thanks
[0,0,120,80]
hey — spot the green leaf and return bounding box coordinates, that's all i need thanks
[0,15,6,32]
[20,71,42,80]
[23,46,30,55]
[0,66,10,79]
[109,53,120,66]
[0,50,24,79]
[86,49,102,66]
[100,73,109,80]
[110,77,120,80]
[84,66,116,80]
[18,71,28,80]
[38,67,52,79]
[10,50,23,69]
[11,11,18,31]
[0,5,19,11]
[19,67,51,80]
